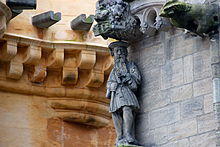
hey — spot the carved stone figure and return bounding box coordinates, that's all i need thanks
[159,0,219,36]
[106,41,141,146]
[93,0,142,41]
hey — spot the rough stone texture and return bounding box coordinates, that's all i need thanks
[180,96,203,119]
[130,28,215,146]
[0,91,47,146]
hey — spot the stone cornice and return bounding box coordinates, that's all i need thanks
[0,33,113,127]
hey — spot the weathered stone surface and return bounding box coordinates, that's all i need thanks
[149,103,180,129]
[183,55,193,84]
[161,58,184,90]
[136,125,168,146]
[193,50,212,80]
[204,94,214,114]
[197,113,216,134]
[189,131,216,147]
[168,119,197,141]
[161,138,190,147]
[180,96,203,119]
[139,43,165,71]
[170,84,193,103]
[173,35,194,59]
[193,78,212,97]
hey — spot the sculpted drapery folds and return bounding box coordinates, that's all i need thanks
[106,41,141,146]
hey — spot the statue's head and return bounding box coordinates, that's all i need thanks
[159,0,191,18]
[109,41,128,61]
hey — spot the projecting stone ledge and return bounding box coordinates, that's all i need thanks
[0,33,113,128]
[32,11,61,29]
[70,14,94,31]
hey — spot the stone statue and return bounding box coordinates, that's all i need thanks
[159,0,219,37]
[93,0,142,41]
[106,41,141,147]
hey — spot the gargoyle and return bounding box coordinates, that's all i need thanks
[93,0,142,41]
[159,0,219,36]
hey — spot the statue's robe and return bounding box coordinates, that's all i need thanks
[106,62,141,112]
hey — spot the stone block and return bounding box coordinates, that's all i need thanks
[139,43,165,71]
[204,94,214,114]
[173,35,194,59]
[140,90,170,112]
[180,96,203,119]
[164,38,175,60]
[136,125,167,146]
[141,68,161,94]
[193,50,212,81]
[193,78,212,97]
[197,113,216,134]
[149,103,180,129]
[152,126,168,145]
[161,58,184,90]
[168,119,197,141]
[170,84,193,103]
[160,138,189,147]
[189,131,216,147]
[183,55,193,84]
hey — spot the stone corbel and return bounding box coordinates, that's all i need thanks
[86,69,104,88]
[78,50,96,70]
[23,45,42,65]
[47,48,64,68]
[29,63,47,83]
[62,53,78,85]
[0,40,18,61]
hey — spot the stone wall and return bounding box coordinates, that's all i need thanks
[0,0,116,146]
[129,29,216,146]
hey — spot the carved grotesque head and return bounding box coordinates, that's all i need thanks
[159,0,191,18]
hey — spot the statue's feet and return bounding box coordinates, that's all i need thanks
[116,139,125,146]
[124,134,135,144]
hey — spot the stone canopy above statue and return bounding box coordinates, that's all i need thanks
[93,0,143,41]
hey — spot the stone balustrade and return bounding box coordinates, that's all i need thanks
[0,33,113,127]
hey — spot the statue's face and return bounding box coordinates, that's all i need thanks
[114,47,127,61]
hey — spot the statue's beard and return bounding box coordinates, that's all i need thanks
[115,57,127,77]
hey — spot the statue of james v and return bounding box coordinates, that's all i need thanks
[106,41,141,146]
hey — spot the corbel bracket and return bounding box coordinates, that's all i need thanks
[70,14,94,31]
[32,11,62,29]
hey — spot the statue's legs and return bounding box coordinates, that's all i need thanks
[123,106,135,144]
[112,111,123,145]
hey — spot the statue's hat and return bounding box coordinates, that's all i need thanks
[108,41,129,56]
